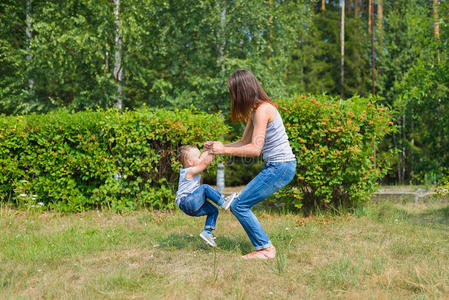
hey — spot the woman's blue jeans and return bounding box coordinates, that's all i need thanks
[178,184,224,231]
[230,160,296,250]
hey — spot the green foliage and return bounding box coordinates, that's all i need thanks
[287,7,372,98]
[203,156,264,187]
[0,0,312,115]
[277,95,394,210]
[0,108,228,212]
[1,0,448,185]
[435,174,449,200]
[376,0,449,184]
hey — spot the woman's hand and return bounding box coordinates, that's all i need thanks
[208,141,225,155]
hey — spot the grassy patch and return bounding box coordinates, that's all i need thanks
[0,202,448,299]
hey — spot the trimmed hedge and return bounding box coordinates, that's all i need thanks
[275,95,394,210]
[0,95,393,212]
[0,108,228,211]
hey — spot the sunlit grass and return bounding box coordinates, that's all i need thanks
[0,201,448,299]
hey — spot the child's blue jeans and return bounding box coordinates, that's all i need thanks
[178,184,224,231]
[230,161,296,250]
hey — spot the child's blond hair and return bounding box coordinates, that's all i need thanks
[177,145,197,167]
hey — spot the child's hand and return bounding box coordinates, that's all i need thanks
[186,147,215,178]
[204,141,214,150]
[209,141,225,155]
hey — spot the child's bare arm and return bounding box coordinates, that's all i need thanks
[186,150,215,178]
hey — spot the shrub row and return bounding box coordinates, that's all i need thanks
[275,95,395,210]
[0,108,228,211]
[1,95,393,212]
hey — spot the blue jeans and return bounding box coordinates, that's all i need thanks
[230,160,296,250]
[178,184,224,231]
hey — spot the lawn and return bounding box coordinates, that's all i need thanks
[0,201,448,299]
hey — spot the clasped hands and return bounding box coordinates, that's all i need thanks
[204,141,225,155]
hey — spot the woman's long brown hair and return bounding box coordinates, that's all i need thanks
[228,69,278,123]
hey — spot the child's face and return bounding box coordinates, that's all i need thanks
[186,147,201,166]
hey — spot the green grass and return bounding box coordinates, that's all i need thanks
[0,201,448,299]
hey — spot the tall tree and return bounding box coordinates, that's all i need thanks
[322,0,326,15]
[368,0,372,33]
[218,0,226,75]
[26,0,34,93]
[433,0,440,64]
[377,0,384,31]
[377,0,384,43]
[354,0,360,17]
[341,0,345,97]
[113,0,123,110]
[369,0,375,94]
[433,0,440,40]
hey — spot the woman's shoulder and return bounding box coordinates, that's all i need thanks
[254,102,277,122]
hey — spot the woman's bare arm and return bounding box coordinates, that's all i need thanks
[225,118,254,147]
[210,105,274,157]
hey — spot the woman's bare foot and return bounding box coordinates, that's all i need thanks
[241,246,276,260]
[260,245,276,259]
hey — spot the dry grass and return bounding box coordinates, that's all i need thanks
[0,201,448,299]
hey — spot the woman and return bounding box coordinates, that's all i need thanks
[205,70,296,259]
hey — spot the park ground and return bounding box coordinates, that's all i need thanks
[1,200,448,299]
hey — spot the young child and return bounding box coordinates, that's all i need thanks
[176,145,236,247]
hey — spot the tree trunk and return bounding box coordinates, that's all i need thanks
[433,0,440,40]
[370,0,375,95]
[368,0,372,33]
[218,0,226,74]
[433,0,440,64]
[377,0,383,30]
[400,115,406,184]
[26,0,34,92]
[377,0,384,45]
[113,0,123,111]
[105,46,109,74]
[105,31,109,75]
[341,0,345,98]
[322,0,325,15]
[354,0,359,18]
[348,0,352,14]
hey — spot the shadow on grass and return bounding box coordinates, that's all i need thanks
[409,204,449,229]
[374,202,449,230]
[155,233,253,254]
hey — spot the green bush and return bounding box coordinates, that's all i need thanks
[276,95,395,210]
[203,157,264,187]
[0,107,228,212]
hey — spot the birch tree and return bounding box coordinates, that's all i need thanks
[217,0,226,75]
[26,0,34,93]
[113,0,123,110]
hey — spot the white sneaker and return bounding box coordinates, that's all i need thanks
[221,193,237,211]
[200,231,217,247]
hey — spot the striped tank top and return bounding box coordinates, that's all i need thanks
[254,107,296,163]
